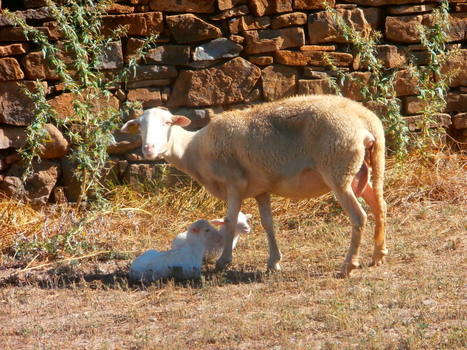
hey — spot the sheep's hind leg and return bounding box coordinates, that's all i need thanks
[333,187,368,277]
[360,184,388,266]
[256,193,282,272]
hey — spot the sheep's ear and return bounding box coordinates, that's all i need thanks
[121,118,140,134]
[210,218,225,226]
[171,115,191,127]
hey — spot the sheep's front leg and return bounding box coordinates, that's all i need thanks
[256,193,282,272]
[215,191,242,271]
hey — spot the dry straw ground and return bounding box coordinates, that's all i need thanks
[0,154,466,349]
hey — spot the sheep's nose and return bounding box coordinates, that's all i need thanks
[143,144,155,152]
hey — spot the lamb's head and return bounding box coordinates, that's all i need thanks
[187,219,217,243]
[120,107,191,160]
[210,212,252,234]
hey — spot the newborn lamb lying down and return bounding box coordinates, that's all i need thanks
[129,220,215,283]
[129,213,252,283]
[172,211,252,260]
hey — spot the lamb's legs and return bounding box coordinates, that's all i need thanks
[333,187,368,277]
[361,184,388,266]
[215,191,242,271]
[256,193,282,271]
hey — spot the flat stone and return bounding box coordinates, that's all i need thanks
[393,69,418,97]
[168,57,261,107]
[452,113,467,130]
[218,0,246,11]
[128,65,178,81]
[275,50,353,67]
[297,79,333,95]
[166,14,222,44]
[376,45,407,68]
[127,88,163,108]
[300,45,336,51]
[403,96,428,115]
[293,0,335,10]
[149,0,216,13]
[0,127,25,149]
[341,72,372,101]
[446,93,467,113]
[211,5,249,20]
[249,55,274,65]
[101,12,163,37]
[23,0,48,8]
[0,26,51,42]
[21,51,59,80]
[386,14,466,44]
[229,15,271,34]
[261,65,298,101]
[387,3,436,15]
[244,27,305,54]
[341,0,426,5]
[0,81,48,126]
[126,79,172,89]
[441,49,467,88]
[0,58,24,81]
[106,3,135,14]
[99,41,124,70]
[48,92,120,120]
[0,159,60,205]
[193,38,243,61]
[308,9,373,44]
[145,45,191,65]
[250,0,292,16]
[404,113,451,132]
[0,43,29,57]
[271,12,307,29]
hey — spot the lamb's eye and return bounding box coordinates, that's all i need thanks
[205,229,210,232]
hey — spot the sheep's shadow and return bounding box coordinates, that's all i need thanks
[1,262,265,290]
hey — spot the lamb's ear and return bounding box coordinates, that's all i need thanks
[209,218,225,226]
[171,115,191,127]
[121,118,140,134]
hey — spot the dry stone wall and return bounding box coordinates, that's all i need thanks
[0,0,466,203]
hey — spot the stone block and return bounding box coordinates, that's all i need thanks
[298,79,333,95]
[250,0,293,16]
[166,14,222,43]
[144,45,191,65]
[0,81,47,126]
[211,5,249,20]
[271,12,307,29]
[0,57,24,81]
[193,38,243,61]
[149,0,216,13]
[101,12,163,37]
[21,51,59,80]
[168,57,261,107]
[261,64,298,101]
[0,43,29,57]
[452,113,467,130]
[293,0,334,10]
[127,88,163,108]
[244,27,305,54]
[229,15,271,34]
[218,0,247,11]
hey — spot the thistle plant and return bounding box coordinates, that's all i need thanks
[411,0,454,151]
[2,0,159,205]
[324,2,409,159]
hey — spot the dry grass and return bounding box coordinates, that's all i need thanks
[0,154,466,349]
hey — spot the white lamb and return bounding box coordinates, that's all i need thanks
[171,211,252,260]
[129,220,216,283]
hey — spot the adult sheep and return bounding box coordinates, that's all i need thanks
[121,95,388,277]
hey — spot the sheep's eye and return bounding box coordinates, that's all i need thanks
[205,229,210,232]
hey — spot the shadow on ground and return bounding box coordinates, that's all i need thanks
[0,260,267,290]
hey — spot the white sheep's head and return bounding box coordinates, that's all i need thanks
[210,212,252,234]
[187,219,217,242]
[120,107,191,160]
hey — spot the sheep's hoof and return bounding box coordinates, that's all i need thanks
[338,260,360,278]
[267,261,281,272]
[215,258,231,271]
[370,248,388,267]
